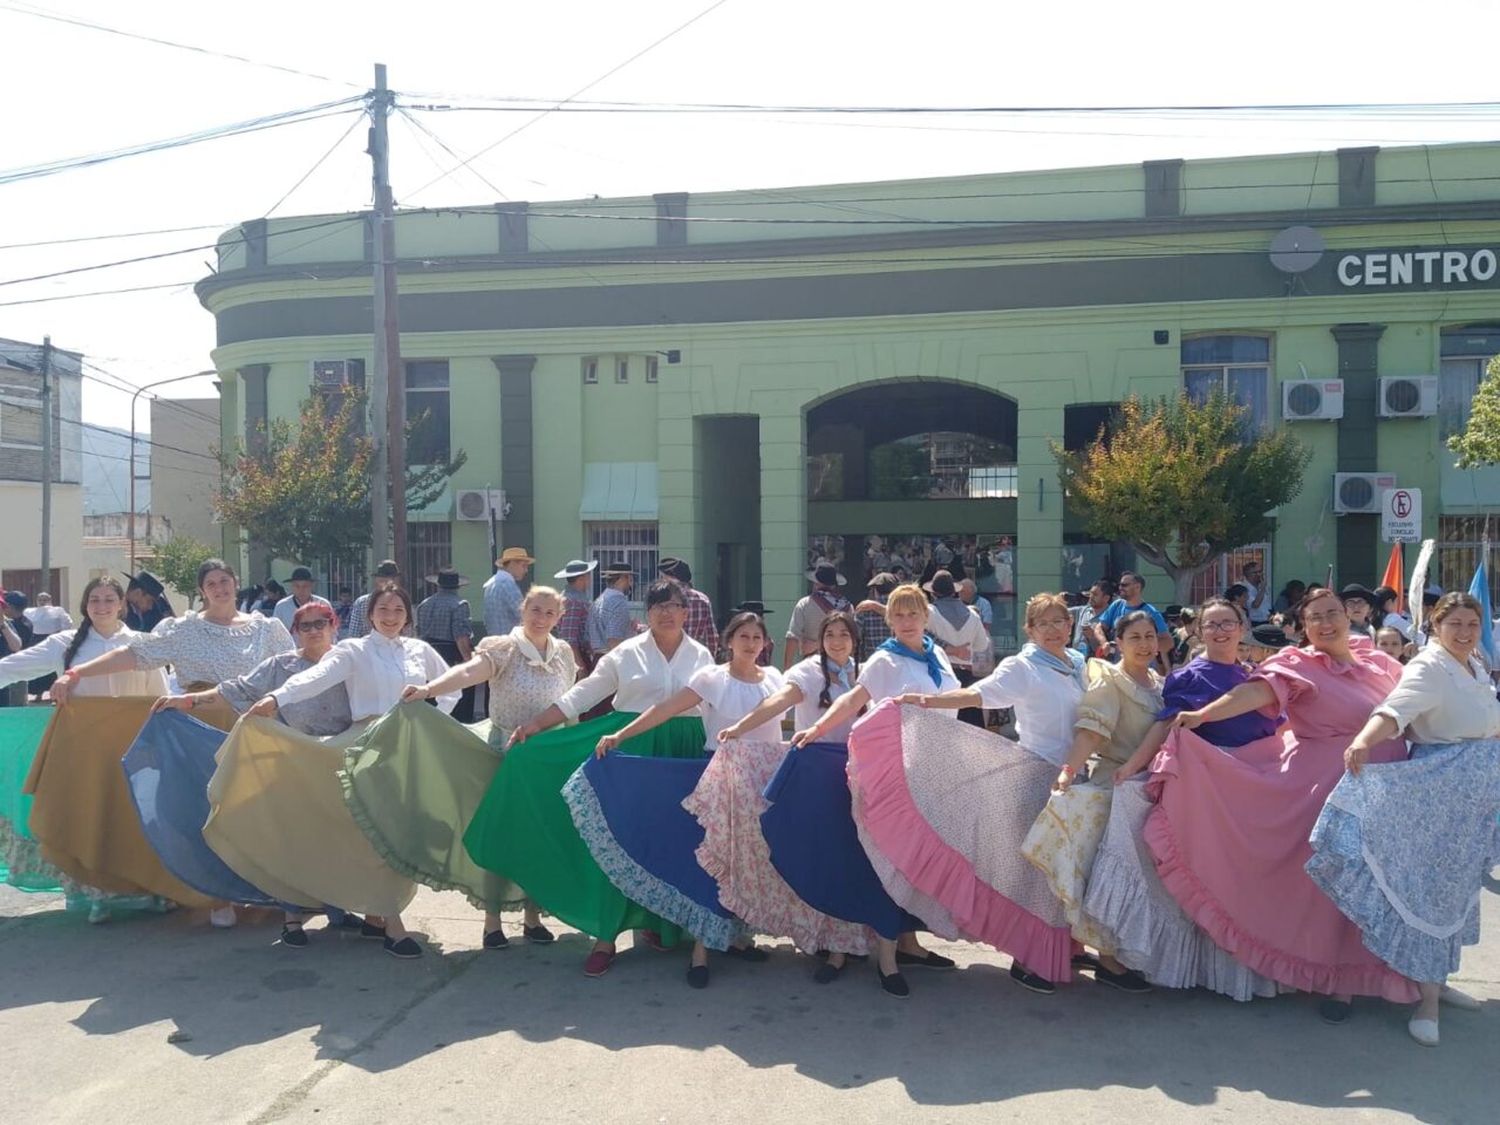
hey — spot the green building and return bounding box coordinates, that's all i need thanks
[198,141,1500,649]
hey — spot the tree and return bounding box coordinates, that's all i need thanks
[152,534,216,608]
[1053,393,1312,602]
[216,393,466,573]
[1448,354,1500,468]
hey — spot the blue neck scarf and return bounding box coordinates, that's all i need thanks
[1020,642,1087,688]
[879,634,945,687]
[825,657,856,692]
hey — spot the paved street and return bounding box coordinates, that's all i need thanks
[2,879,1496,1124]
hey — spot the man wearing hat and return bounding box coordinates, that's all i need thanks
[658,557,719,655]
[1245,622,1290,665]
[419,566,476,722]
[588,559,638,656]
[0,591,36,706]
[1340,583,1379,640]
[125,570,173,633]
[553,559,598,671]
[273,565,332,632]
[784,562,851,669]
[854,572,897,662]
[483,547,534,638]
[348,559,402,638]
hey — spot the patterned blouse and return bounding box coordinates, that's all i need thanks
[475,628,578,739]
[1073,659,1165,778]
[217,651,352,736]
[130,612,294,687]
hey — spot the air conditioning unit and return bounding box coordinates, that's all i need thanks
[1377,376,1439,418]
[1282,379,1344,421]
[455,489,506,521]
[311,359,349,388]
[1333,472,1396,514]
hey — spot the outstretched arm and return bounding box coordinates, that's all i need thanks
[718,682,802,743]
[1172,680,1277,729]
[789,684,871,747]
[595,686,702,756]
[1114,720,1170,783]
[49,646,139,703]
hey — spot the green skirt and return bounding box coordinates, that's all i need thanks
[463,711,707,943]
[340,702,526,913]
[0,707,63,892]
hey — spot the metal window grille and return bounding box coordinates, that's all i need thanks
[586,522,658,600]
[1437,517,1500,606]
[1189,544,1271,608]
[404,523,453,600]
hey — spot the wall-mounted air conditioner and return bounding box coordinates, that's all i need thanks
[1282,379,1344,421]
[1333,472,1396,514]
[455,489,506,521]
[1377,376,1439,418]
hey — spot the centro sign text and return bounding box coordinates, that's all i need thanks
[1337,248,1498,287]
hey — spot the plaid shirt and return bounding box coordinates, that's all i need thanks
[682,587,720,656]
[415,590,474,644]
[554,588,593,661]
[588,587,636,652]
[347,593,373,638]
[856,602,893,662]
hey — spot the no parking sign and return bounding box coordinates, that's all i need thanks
[1380,488,1422,542]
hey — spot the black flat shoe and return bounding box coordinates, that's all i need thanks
[895,950,956,971]
[482,929,510,950]
[1009,963,1056,995]
[686,963,710,989]
[1072,952,1103,972]
[877,969,910,998]
[1094,966,1152,993]
[814,961,844,985]
[360,920,387,941]
[1319,999,1353,1025]
[331,912,365,931]
[280,924,308,949]
[522,924,555,944]
[384,936,422,959]
[724,943,768,963]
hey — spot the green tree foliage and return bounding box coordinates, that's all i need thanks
[151,535,216,608]
[216,394,466,568]
[869,441,931,499]
[1053,393,1312,600]
[1448,354,1500,468]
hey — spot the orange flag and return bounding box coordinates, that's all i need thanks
[1379,542,1405,615]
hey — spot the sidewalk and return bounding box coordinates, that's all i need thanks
[2,879,1495,1124]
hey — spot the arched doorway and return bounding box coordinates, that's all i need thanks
[805,381,1020,648]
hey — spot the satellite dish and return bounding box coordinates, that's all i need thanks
[1269,225,1325,274]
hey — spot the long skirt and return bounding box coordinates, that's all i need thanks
[0,707,64,893]
[1307,739,1500,983]
[341,701,524,913]
[686,740,871,955]
[203,716,415,916]
[1146,726,1417,1002]
[1081,777,1279,1001]
[564,752,744,950]
[1021,782,1118,954]
[22,697,233,906]
[122,710,289,908]
[464,712,706,944]
[759,741,919,944]
[847,700,1073,982]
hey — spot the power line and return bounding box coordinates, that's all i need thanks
[0,394,220,461]
[0,1,362,88]
[405,0,735,200]
[0,280,199,307]
[262,112,366,217]
[0,222,230,250]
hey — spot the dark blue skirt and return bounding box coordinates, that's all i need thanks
[760,742,922,940]
[122,710,289,908]
[563,751,745,950]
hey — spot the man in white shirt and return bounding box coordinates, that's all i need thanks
[1241,561,1271,625]
[24,592,72,638]
[273,566,332,631]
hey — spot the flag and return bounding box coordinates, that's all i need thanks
[1379,542,1405,615]
[1408,539,1435,637]
[1468,553,1497,667]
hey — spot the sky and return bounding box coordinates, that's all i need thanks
[3,0,1498,433]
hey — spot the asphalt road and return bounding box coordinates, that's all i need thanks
[1,878,1496,1124]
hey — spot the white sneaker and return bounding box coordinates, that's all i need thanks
[1439,985,1481,1011]
[208,906,238,929]
[1407,1017,1440,1047]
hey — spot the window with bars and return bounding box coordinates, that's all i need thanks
[404,523,453,600]
[1181,334,1272,434]
[586,522,658,599]
[0,377,44,448]
[1188,544,1272,608]
[405,360,451,465]
[1437,516,1500,605]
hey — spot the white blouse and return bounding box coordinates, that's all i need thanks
[1374,644,1500,744]
[130,612,294,686]
[784,655,859,744]
[973,654,1086,767]
[0,627,167,697]
[272,632,457,721]
[857,645,961,705]
[558,630,713,720]
[689,664,787,749]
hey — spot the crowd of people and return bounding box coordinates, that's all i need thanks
[0,547,1495,1052]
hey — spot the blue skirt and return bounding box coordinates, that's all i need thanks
[760,742,922,940]
[122,710,289,909]
[563,750,745,950]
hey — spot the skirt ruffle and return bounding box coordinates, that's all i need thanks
[760,742,923,942]
[463,712,706,943]
[123,710,289,907]
[1080,777,1278,1001]
[565,753,743,951]
[340,702,525,913]
[847,701,1073,982]
[686,741,871,955]
[1307,739,1500,983]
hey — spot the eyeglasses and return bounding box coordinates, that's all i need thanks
[296,620,332,632]
[1201,620,1240,633]
[648,601,687,613]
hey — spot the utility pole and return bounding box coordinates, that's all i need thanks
[38,336,53,598]
[367,63,406,573]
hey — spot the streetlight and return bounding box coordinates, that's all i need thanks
[129,370,215,571]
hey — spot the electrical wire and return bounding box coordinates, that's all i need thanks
[0,395,220,461]
[0,280,200,307]
[0,1,362,88]
[262,113,366,218]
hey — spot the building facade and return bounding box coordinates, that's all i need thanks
[149,395,221,550]
[198,143,1500,646]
